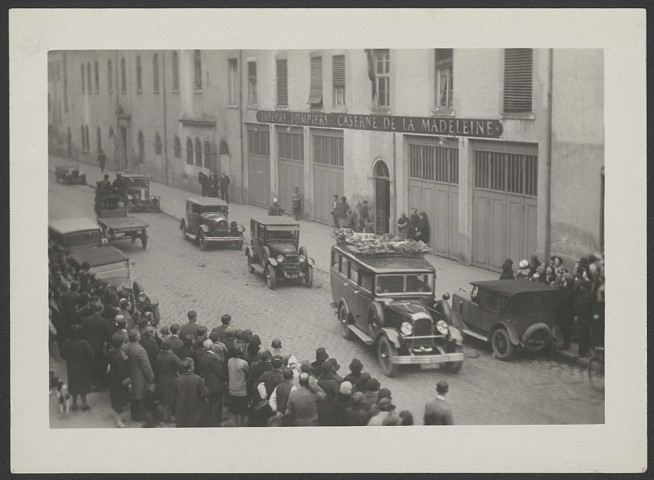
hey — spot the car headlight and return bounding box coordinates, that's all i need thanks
[277,255,284,263]
[400,321,413,336]
[436,319,449,335]
[299,255,306,262]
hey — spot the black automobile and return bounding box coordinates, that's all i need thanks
[55,165,86,185]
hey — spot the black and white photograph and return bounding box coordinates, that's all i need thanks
[10,8,647,473]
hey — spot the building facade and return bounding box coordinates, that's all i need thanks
[48,48,604,271]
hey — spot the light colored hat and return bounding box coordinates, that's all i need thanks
[340,381,353,395]
[518,259,529,269]
[203,339,214,349]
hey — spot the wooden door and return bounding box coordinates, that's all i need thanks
[375,178,390,234]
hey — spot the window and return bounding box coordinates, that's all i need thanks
[154,133,162,155]
[339,256,348,276]
[186,138,193,165]
[313,132,344,167]
[331,252,340,269]
[434,49,453,110]
[172,51,179,92]
[81,64,85,93]
[121,58,126,92]
[219,140,229,155]
[228,58,238,105]
[94,61,99,93]
[408,142,459,184]
[137,131,145,163]
[153,54,160,93]
[332,54,345,106]
[194,138,202,166]
[503,48,533,113]
[276,58,288,107]
[308,55,323,107]
[474,150,538,197]
[247,128,270,157]
[203,140,212,169]
[87,63,92,93]
[375,49,390,108]
[349,262,360,284]
[278,130,304,162]
[136,56,142,92]
[247,61,257,105]
[174,136,181,158]
[360,271,373,292]
[194,50,202,90]
[107,60,113,93]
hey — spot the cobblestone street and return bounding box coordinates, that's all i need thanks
[48,169,604,426]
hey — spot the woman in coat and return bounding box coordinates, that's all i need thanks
[499,259,514,280]
[140,327,160,376]
[173,358,209,428]
[396,212,409,239]
[60,324,94,411]
[155,341,183,422]
[107,335,131,427]
[416,211,431,245]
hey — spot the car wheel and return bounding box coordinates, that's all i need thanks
[443,344,464,373]
[198,231,208,251]
[491,328,514,360]
[247,254,255,274]
[304,265,313,288]
[377,335,398,378]
[141,233,148,249]
[266,265,276,290]
[339,304,356,340]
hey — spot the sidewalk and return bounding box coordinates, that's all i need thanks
[48,153,591,368]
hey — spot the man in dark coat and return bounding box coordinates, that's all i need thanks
[499,259,515,280]
[107,335,131,427]
[342,358,364,386]
[140,327,160,376]
[199,171,209,197]
[408,208,420,240]
[423,380,454,425]
[317,359,342,425]
[345,391,369,426]
[173,358,209,427]
[219,173,230,203]
[176,335,196,366]
[208,171,220,198]
[200,340,227,427]
[155,341,182,423]
[291,187,302,220]
[58,281,81,328]
[166,324,184,353]
[60,324,94,411]
[97,149,107,172]
[83,302,107,388]
[337,197,350,228]
[311,347,329,377]
[269,368,295,420]
[268,198,284,216]
[180,310,204,340]
[122,329,155,422]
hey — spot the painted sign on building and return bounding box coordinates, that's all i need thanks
[256,110,503,138]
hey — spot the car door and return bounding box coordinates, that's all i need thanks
[346,261,371,331]
[464,286,483,333]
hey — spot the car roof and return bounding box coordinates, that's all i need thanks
[187,197,228,207]
[470,279,557,296]
[333,245,434,274]
[118,172,149,179]
[251,216,300,227]
[68,245,128,267]
[49,218,100,235]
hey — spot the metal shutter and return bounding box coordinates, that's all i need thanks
[332,55,345,88]
[308,56,323,105]
[503,49,533,113]
[276,58,288,107]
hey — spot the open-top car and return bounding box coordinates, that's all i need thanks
[448,280,564,360]
[49,217,103,251]
[94,193,149,249]
[330,239,464,377]
[245,216,314,289]
[119,172,161,213]
[180,197,244,250]
[55,165,86,185]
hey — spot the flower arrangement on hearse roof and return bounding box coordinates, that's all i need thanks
[331,228,431,255]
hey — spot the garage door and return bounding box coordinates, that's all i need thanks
[407,139,459,260]
[247,126,270,207]
[472,148,538,272]
[312,130,344,225]
[277,129,304,214]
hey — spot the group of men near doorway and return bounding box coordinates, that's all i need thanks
[199,171,231,203]
[331,196,373,232]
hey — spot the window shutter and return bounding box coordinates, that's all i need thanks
[503,49,533,113]
[307,56,323,105]
[276,59,288,107]
[333,55,345,88]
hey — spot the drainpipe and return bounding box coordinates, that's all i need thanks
[162,50,169,185]
[392,132,397,234]
[545,48,554,259]
[238,50,245,204]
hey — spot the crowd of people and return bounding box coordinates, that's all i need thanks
[498,253,605,357]
[49,241,454,428]
[331,196,375,233]
[396,208,430,244]
[198,171,231,203]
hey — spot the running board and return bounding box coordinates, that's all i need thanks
[251,264,265,275]
[349,325,374,346]
[463,329,488,342]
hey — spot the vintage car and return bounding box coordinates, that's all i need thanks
[55,165,86,185]
[330,243,464,377]
[119,172,161,213]
[94,193,149,249]
[48,217,103,251]
[245,216,314,289]
[449,280,564,360]
[180,197,244,250]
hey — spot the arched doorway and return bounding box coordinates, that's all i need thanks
[373,159,391,234]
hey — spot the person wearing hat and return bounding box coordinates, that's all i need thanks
[555,272,576,350]
[107,333,131,427]
[268,197,284,216]
[270,338,285,360]
[140,326,160,377]
[251,356,284,427]
[362,377,381,413]
[399,410,414,425]
[331,381,353,426]
[247,349,273,401]
[499,258,514,280]
[108,315,129,347]
[318,358,341,402]
[82,302,107,390]
[369,387,392,417]
[155,340,182,423]
[368,397,399,426]
[122,329,155,423]
[200,339,227,427]
[285,372,324,426]
[573,278,595,357]
[172,358,209,428]
[516,259,531,279]
[117,298,135,331]
[345,392,370,426]
[342,358,364,386]
[227,348,250,427]
[311,347,329,377]
[423,380,454,425]
[269,368,297,422]
[354,371,371,393]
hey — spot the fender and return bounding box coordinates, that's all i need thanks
[199,224,210,234]
[367,301,386,330]
[448,326,464,345]
[376,328,402,350]
[267,257,279,267]
[521,322,551,344]
[339,298,352,322]
[307,257,316,266]
[148,297,160,307]
[492,321,521,346]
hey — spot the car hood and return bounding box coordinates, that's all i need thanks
[386,300,432,320]
[266,241,297,256]
[202,213,229,226]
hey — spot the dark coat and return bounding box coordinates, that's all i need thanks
[258,368,283,399]
[122,341,155,400]
[83,313,106,356]
[318,373,341,402]
[248,361,272,393]
[345,405,370,426]
[408,214,420,240]
[499,268,515,280]
[331,393,351,426]
[416,215,430,244]
[173,371,209,427]
[155,351,182,408]
[175,345,195,364]
[61,338,94,395]
[179,321,203,339]
[107,348,130,413]
[200,350,227,394]
[219,175,230,192]
[140,337,160,376]
[342,372,362,386]
[166,335,184,353]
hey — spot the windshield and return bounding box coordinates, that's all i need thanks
[64,231,100,247]
[129,179,148,187]
[503,291,561,315]
[375,273,434,294]
[201,206,228,214]
[266,230,299,241]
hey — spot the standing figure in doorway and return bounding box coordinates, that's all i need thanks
[408,208,420,240]
[415,211,431,245]
[208,171,220,198]
[291,187,303,221]
[396,212,409,239]
[338,196,350,228]
[219,172,231,203]
[97,149,107,173]
[199,172,209,197]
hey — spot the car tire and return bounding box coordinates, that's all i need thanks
[304,265,313,288]
[443,344,464,373]
[377,335,398,378]
[266,265,276,290]
[491,328,514,360]
[141,233,148,249]
[198,231,208,251]
[338,304,356,340]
